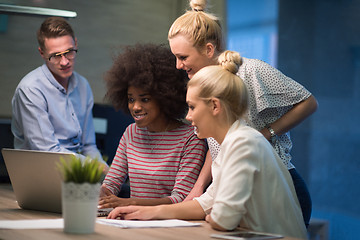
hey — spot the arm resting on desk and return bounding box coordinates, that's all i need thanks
[107,199,206,221]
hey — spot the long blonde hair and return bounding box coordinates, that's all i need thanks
[188,50,248,125]
[168,0,224,53]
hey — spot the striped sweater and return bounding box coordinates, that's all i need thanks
[103,123,206,203]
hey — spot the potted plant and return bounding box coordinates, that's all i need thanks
[57,155,104,234]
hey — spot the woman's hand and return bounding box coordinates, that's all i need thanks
[107,205,159,220]
[98,195,132,209]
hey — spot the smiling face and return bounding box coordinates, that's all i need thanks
[169,34,215,79]
[185,86,214,139]
[39,35,77,86]
[127,86,167,132]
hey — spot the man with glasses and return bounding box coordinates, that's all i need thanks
[11,17,108,170]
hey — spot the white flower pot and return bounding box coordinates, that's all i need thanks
[62,182,100,234]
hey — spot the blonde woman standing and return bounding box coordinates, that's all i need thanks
[168,0,318,227]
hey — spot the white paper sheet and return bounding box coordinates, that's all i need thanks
[0,218,201,229]
[97,219,201,228]
[0,219,63,229]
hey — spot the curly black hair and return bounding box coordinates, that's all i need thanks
[104,43,188,120]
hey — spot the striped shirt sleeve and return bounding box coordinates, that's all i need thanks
[169,128,206,203]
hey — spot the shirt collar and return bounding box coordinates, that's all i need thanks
[227,119,247,136]
[41,64,77,94]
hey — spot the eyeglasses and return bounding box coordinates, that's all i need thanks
[48,49,78,63]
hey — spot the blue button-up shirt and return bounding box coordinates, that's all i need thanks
[11,64,105,163]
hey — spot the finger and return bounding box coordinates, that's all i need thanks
[107,209,119,219]
[107,206,134,219]
[99,197,117,208]
[101,194,115,200]
[101,195,116,203]
[98,197,105,205]
[98,196,110,205]
[121,206,152,220]
[111,206,139,218]
[99,202,112,209]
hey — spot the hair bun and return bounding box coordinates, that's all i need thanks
[218,50,242,74]
[189,0,207,11]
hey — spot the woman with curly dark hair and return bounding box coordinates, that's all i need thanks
[98,43,206,209]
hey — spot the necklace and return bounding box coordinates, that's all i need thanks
[147,122,171,153]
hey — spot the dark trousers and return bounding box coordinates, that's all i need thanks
[289,168,312,227]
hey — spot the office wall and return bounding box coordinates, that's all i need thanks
[227,1,360,238]
[278,0,360,239]
[0,0,226,118]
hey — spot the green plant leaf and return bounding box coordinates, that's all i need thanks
[56,155,104,184]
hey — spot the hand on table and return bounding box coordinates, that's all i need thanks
[107,205,158,220]
[98,194,131,209]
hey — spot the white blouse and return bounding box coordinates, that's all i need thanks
[196,120,307,239]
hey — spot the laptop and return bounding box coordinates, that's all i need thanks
[1,148,75,213]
